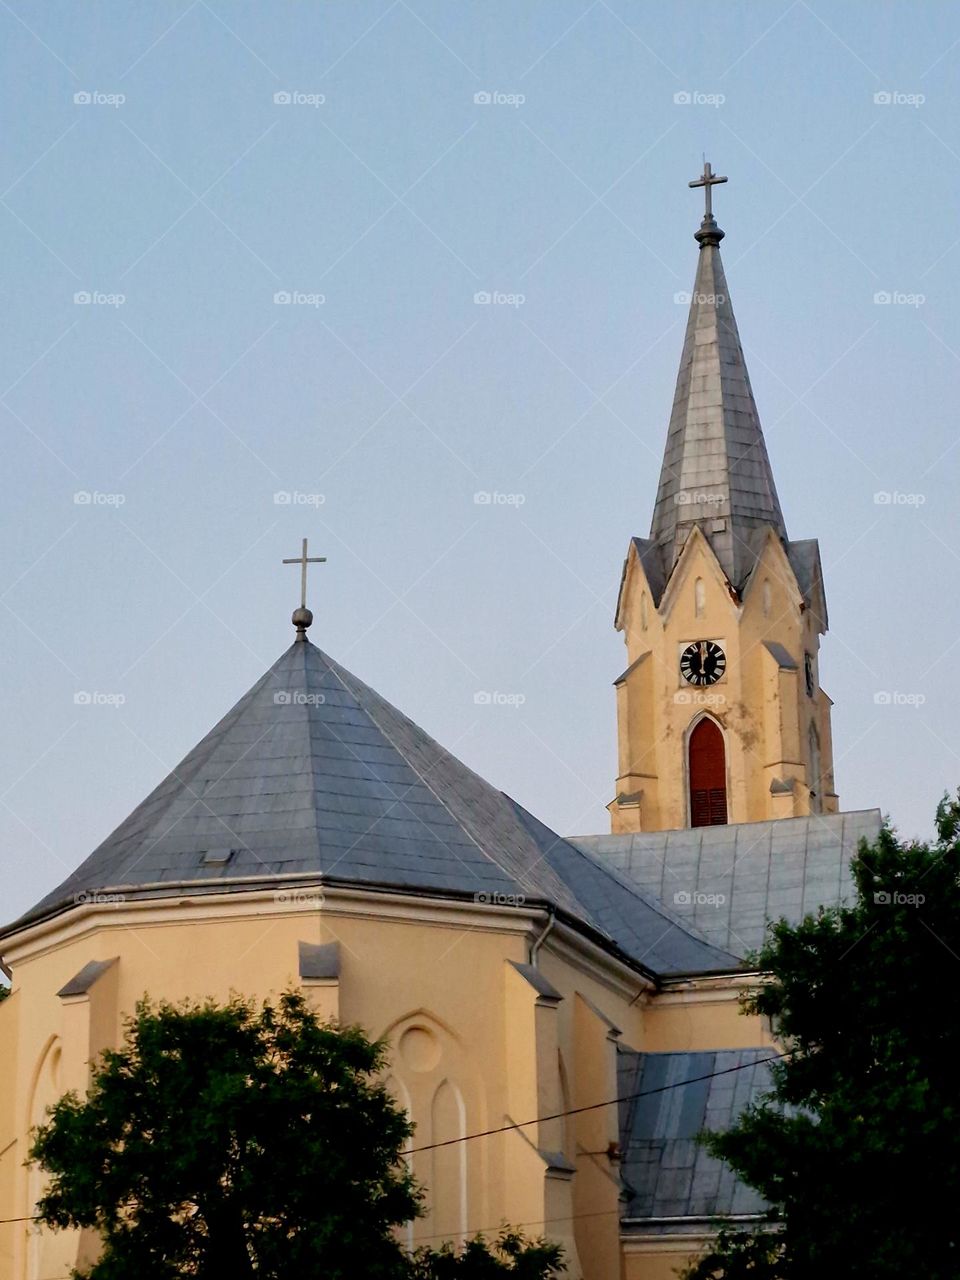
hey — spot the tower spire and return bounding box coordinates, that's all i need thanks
[611,166,835,833]
[647,165,785,593]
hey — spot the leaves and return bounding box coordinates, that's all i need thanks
[409,1227,566,1278]
[684,791,960,1280]
[29,991,566,1279]
[30,991,420,1279]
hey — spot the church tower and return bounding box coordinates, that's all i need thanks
[610,165,838,834]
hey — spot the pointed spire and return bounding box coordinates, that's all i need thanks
[648,165,786,594]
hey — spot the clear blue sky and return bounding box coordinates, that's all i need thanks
[3,0,959,923]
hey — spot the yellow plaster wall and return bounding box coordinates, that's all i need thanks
[0,993,20,1280]
[612,530,837,832]
[623,1236,718,1280]
[0,894,768,1280]
[640,985,773,1053]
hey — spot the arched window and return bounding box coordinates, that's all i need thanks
[689,718,727,827]
[640,591,648,630]
[694,578,706,617]
[762,579,772,616]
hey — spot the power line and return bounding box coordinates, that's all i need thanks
[0,1205,708,1280]
[406,1049,788,1153]
[408,1201,637,1245]
[0,1049,788,1229]
[0,1203,625,1236]
[5,1201,768,1261]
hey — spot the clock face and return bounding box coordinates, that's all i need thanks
[680,640,726,686]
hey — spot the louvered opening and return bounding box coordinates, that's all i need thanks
[689,719,727,828]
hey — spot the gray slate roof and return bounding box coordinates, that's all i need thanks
[570,809,882,958]
[648,234,786,594]
[4,640,737,978]
[618,1047,775,1224]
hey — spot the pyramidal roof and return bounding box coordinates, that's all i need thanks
[647,194,786,593]
[5,638,735,978]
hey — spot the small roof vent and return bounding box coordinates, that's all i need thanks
[202,848,237,866]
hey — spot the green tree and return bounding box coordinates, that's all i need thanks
[685,793,960,1280]
[30,991,420,1279]
[411,1228,565,1278]
[30,991,565,1280]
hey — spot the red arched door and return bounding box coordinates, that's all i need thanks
[689,718,727,827]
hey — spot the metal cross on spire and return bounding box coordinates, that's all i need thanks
[689,160,727,217]
[689,160,727,247]
[283,537,326,640]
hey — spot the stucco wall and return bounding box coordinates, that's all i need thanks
[612,528,836,833]
[0,890,765,1280]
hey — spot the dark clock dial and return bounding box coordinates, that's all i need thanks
[680,640,726,686]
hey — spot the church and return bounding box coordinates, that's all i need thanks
[0,168,880,1280]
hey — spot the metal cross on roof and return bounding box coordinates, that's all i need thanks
[689,160,727,218]
[283,537,326,610]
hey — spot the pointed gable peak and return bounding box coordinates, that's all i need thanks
[657,522,738,619]
[649,167,786,597]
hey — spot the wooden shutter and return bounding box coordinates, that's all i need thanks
[689,719,727,827]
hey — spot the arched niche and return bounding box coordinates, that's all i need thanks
[379,1009,486,1238]
[430,1079,467,1242]
[27,1037,68,1280]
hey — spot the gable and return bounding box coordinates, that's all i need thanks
[656,524,739,626]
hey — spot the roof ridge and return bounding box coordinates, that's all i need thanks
[508,799,739,971]
[79,645,309,877]
[313,649,518,888]
[322,650,584,910]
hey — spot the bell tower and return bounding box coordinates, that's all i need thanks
[610,165,838,834]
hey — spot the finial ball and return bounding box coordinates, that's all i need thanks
[292,606,313,631]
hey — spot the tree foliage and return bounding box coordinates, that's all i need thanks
[30,991,563,1279]
[411,1228,564,1277]
[31,991,419,1278]
[685,793,960,1280]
